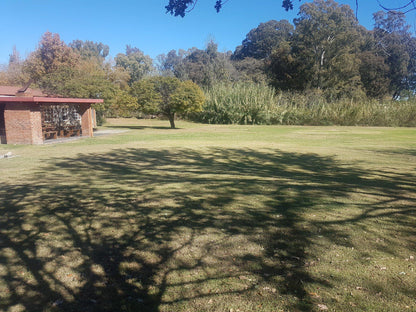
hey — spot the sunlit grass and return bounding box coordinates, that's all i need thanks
[0,119,415,311]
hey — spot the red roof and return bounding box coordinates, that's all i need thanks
[0,96,103,104]
[0,86,46,97]
[0,85,103,104]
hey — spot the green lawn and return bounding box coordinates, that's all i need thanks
[0,119,415,312]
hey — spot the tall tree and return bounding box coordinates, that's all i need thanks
[358,51,390,98]
[115,45,154,85]
[24,32,80,83]
[23,32,80,95]
[291,0,363,96]
[0,46,28,85]
[69,40,109,64]
[373,10,415,98]
[156,49,188,77]
[160,42,233,87]
[268,41,304,90]
[233,20,294,60]
[231,57,267,83]
[9,46,20,65]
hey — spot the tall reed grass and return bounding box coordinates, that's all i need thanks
[192,82,276,125]
[190,83,416,127]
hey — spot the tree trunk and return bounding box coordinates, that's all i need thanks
[168,114,176,129]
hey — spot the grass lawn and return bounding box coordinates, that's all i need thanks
[0,118,415,312]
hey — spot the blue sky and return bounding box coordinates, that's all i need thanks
[1,0,415,65]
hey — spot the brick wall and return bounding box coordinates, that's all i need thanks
[30,105,43,144]
[79,103,93,137]
[2,101,94,144]
[4,102,43,144]
[0,104,5,144]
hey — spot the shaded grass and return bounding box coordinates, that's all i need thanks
[0,119,415,311]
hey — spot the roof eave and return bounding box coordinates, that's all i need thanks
[0,96,104,104]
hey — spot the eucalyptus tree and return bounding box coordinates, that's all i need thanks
[266,0,365,97]
[159,42,234,88]
[295,0,362,94]
[115,45,154,85]
[69,40,110,64]
[373,10,416,98]
[233,20,294,60]
[157,49,188,76]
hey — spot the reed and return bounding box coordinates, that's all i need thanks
[191,84,416,127]
[192,82,276,124]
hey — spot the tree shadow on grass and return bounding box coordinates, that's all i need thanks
[0,148,415,311]
[371,148,416,158]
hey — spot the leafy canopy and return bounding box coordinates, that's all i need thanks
[115,45,154,85]
[131,76,205,128]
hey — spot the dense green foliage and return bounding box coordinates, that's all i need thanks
[233,20,294,60]
[160,1,416,101]
[115,45,154,85]
[132,76,205,128]
[1,0,415,127]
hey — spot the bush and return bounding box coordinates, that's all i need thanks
[95,110,106,126]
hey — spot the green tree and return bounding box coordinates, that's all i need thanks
[69,40,109,64]
[294,0,361,89]
[268,41,304,90]
[233,20,294,60]
[269,0,364,98]
[358,51,390,98]
[231,57,267,83]
[176,42,233,87]
[373,10,415,98]
[115,45,153,85]
[131,76,205,128]
[156,49,187,76]
[107,89,138,117]
[105,64,131,90]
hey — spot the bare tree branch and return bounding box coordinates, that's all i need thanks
[377,0,416,13]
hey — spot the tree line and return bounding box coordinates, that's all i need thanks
[1,0,415,127]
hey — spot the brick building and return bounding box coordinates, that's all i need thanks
[0,86,103,144]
